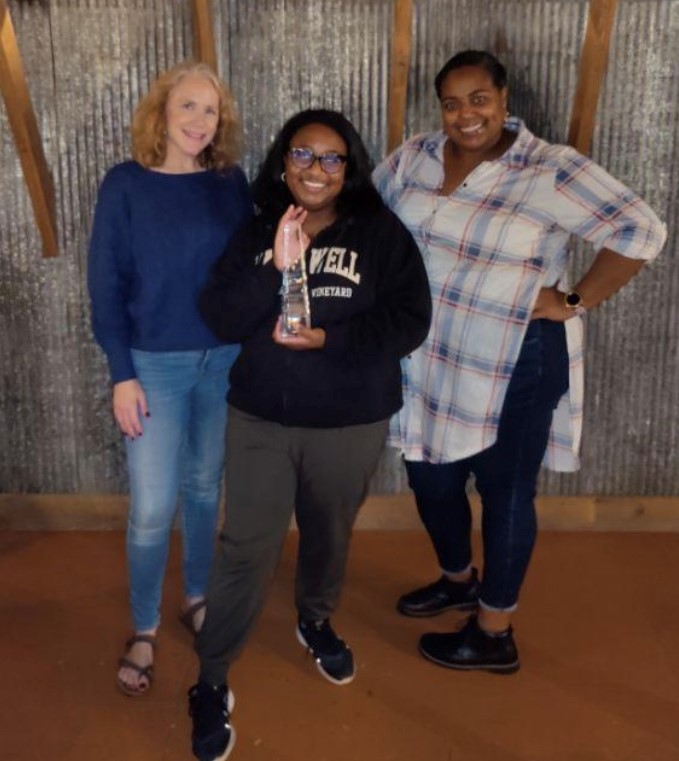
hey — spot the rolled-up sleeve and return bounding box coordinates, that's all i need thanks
[547,148,667,261]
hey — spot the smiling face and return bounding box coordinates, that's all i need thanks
[439,65,508,157]
[163,73,220,171]
[283,123,347,221]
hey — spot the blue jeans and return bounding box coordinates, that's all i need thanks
[126,345,238,631]
[405,319,569,612]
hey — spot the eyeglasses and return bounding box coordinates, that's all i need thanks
[287,147,347,174]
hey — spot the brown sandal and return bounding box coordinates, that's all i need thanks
[178,600,207,636]
[116,634,156,697]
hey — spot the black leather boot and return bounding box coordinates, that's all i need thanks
[418,614,520,673]
[396,568,480,617]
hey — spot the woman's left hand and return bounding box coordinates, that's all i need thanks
[272,318,326,350]
[530,286,572,321]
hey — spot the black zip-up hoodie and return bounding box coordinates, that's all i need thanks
[199,205,431,427]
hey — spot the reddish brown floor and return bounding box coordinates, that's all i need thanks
[2,529,679,761]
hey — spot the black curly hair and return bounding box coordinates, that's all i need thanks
[251,109,384,218]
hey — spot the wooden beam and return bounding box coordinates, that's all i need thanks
[3,493,679,532]
[0,1,58,257]
[191,0,217,72]
[567,0,619,154]
[387,0,413,153]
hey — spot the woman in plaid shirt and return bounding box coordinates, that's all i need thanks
[373,49,666,673]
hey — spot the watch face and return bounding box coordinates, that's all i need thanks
[565,292,582,308]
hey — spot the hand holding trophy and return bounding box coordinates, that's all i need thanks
[274,206,311,338]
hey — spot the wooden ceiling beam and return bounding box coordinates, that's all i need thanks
[191,0,218,72]
[0,0,58,257]
[568,0,619,154]
[387,0,413,153]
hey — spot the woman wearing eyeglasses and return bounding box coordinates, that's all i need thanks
[186,109,431,761]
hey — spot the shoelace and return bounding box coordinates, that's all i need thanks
[303,621,345,654]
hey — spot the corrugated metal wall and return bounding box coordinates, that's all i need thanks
[0,0,676,496]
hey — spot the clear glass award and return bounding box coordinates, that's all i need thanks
[279,220,311,337]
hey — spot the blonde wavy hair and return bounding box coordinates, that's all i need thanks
[131,60,242,170]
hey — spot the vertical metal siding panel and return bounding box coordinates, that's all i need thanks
[570,0,679,496]
[0,0,677,496]
[215,0,393,179]
[1,1,65,492]
[410,0,590,496]
[213,0,400,491]
[1,0,192,492]
[409,0,587,142]
[409,0,677,497]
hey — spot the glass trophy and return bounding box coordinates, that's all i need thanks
[279,220,311,337]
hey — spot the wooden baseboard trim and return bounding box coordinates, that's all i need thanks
[1,493,679,531]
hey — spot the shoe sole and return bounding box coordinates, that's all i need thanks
[295,626,356,686]
[205,727,236,761]
[396,600,478,618]
[191,690,236,761]
[193,724,236,761]
[418,643,520,674]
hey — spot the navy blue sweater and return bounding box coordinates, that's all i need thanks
[88,161,253,382]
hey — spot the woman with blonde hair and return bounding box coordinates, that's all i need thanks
[88,60,252,696]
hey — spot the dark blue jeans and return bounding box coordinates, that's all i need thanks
[405,319,569,611]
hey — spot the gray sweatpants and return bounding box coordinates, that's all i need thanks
[196,406,388,685]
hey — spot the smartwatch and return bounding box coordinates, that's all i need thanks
[564,291,586,317]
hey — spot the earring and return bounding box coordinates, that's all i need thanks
[280,172,286,182]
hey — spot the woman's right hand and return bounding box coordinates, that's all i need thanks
[112,379,148,439]
[273,205,309,271]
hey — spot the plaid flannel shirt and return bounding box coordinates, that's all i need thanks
[373,119,666,470]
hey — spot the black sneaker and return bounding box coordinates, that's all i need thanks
[418,614,520,674]
[188,682,236,761]
[397,568,480,617]
[296,618,355,685]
